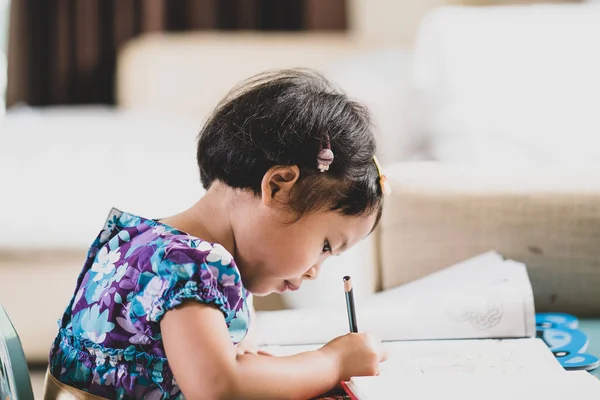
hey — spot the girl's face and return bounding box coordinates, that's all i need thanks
[230,167,379,296]
[233,207,378,296]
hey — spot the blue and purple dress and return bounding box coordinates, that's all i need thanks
[49,208,250,399]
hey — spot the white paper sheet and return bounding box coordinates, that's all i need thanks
[347,370,600,400]
[261,338,563,376]
[256,252,536,345]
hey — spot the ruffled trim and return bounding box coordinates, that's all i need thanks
[54,328,168,369]
[150,282,230,324]
[50,329,179,399]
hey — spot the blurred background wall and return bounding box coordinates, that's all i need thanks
[7,0,349,107]
[4,0,583,109]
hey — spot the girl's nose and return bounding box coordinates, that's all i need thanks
[302,264,320,280]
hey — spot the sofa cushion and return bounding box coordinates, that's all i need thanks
[0,106,205,249]
[380,162,600,316]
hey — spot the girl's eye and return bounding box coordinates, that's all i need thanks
[322,240,332,254]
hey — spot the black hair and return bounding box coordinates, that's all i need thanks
[197,68,383,223]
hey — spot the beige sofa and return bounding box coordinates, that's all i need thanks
[2,4,600,364]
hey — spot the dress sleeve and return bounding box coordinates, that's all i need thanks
[128,239,245,325]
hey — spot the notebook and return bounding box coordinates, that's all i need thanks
[263,338,600,398]
[341,370,600,400]
[256,252,600,398]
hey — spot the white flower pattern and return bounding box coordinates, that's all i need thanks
[220,273,236,287]
[206,243,233,266]
[151,225,167,236]
[137,276,170,320]
[91,247,121,282]
[196,241,213,252]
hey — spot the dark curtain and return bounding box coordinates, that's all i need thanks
[6,0,347,108]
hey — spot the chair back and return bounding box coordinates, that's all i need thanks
[0,303,34,400]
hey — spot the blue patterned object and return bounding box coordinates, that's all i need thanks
[0,303,35,400]
[536,313,579,330]
[536,313,600,371]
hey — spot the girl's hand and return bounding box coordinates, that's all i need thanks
[319,332,387,381]
[235,336,259,356]
[235,337,273,356]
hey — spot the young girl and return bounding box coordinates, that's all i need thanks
[46,69,389,400]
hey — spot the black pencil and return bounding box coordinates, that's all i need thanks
[343,276,358,333]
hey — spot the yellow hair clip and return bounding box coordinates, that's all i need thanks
[373,155,391,195]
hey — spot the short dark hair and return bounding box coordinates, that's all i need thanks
[197,69,383,221]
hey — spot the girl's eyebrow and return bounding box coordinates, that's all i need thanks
[337,234,349,252]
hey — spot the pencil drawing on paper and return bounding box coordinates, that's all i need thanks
[447,303,504,330]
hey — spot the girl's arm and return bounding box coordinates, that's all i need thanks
[161,302,341,400]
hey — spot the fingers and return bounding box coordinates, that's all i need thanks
[236,346,273,357]
[366,332,382,345]
[380,348,389,362]
[236,346,258,356]
[363,331,387,363]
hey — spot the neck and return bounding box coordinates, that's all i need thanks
[161,182,237,257]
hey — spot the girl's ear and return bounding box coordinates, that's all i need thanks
[260,165,300,206]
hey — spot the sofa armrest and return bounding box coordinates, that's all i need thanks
[380,162,600,316]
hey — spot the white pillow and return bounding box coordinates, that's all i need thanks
[412,5,600,165]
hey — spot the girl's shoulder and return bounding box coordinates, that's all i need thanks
[74,208,248,336]
[92,207,235,266]
[88,207,243,300]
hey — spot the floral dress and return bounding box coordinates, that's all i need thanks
[49,208,250,399]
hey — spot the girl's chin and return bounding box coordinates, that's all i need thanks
[245,282,285,297]
[242,282,273,297]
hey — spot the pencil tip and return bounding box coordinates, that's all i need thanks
[343,276,353,292]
